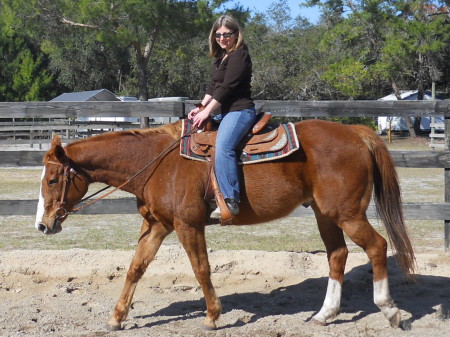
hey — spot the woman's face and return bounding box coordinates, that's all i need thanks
[215,26,237,52]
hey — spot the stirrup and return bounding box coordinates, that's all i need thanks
[206,158,232,225]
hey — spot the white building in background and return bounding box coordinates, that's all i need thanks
[51,89,187,125]
[50,89,140,123]
[377,90,443,134]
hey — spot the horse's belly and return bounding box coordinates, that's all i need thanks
[239,161,309,224]
[237,188,307,225]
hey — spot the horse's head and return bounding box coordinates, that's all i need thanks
[35,135,89,235]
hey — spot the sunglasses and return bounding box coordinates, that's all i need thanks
[215,31,236,39]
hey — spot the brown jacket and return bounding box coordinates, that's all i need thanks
[206,47,254,114]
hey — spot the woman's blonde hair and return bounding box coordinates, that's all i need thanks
[209,15,244,59]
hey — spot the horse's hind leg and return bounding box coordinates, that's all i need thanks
[340,216,401,327]
[312,211,348,325]
[106,217,173,331]
[174,219,221,330]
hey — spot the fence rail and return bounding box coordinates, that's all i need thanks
[0,99,448,117]
[1,100,450,249]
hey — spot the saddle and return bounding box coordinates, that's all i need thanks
[180,112,300,226]
[190,113,289,158]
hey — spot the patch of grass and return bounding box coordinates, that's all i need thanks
[0,214,143,250]
[0,213,324,252]
[384,134,437,151]
[2,213,443,254]
[397,167,444,203]
[0,168,42,199]
[205,217,325,253]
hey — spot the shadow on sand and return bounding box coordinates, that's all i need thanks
[133,256,450,330]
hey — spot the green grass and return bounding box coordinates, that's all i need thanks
[205,216,324,252]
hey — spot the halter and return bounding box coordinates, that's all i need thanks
[45,125,198,219]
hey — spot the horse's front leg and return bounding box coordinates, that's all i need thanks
[174,219,222,330]
[106,218,172,331]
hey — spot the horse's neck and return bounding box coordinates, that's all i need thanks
[66,134,150,193]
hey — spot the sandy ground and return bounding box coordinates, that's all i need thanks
[1,245,450,337]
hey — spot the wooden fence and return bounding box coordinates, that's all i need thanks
[1,100,450,249]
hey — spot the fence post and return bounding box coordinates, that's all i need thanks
[445,103,450,252]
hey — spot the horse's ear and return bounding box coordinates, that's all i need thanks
[51,134,62,147]
[51,135,66,163]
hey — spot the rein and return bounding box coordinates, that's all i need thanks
[49,125,198,218]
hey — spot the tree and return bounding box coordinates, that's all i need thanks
[246,1,326,100]
[3,0,226,125]
[40,30,132,94]
[0,27,54,101]
[305,0,450,135]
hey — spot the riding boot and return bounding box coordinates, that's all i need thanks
[211,198,239,218]
[225,198,239,216]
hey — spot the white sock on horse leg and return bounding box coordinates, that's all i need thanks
[313,278,342,324]
[373,278,399,321]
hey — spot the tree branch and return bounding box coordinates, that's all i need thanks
[345,0,357,13]
[143,29,159,60]
[61,18,98,29]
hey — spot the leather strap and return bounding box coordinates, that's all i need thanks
[206,158,232,225]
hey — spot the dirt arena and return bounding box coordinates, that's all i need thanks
[1,244,449,337]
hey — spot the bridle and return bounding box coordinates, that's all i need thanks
[46,160,87,222]
[45,125,198,221]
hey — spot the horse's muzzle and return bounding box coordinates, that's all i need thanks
[37,216,63,235]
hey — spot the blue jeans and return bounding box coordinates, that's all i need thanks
[214,107,257,202]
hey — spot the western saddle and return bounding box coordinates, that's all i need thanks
[191,111,276,226]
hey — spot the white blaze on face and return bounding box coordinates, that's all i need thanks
[34,167,46,229]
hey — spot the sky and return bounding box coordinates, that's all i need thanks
[221,0,321,24]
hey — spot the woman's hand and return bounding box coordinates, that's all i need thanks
[188,106,201,120]
[188,97,220,129]
[191,108,210,128]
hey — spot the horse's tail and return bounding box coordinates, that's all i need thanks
[352,125,416,277]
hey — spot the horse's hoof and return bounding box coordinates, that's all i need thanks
[311,317,326,326]
[389,311,401,328]
[105,322,121,331]
[202,324,217,331]
[202,318,217,330]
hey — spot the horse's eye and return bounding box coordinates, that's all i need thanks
[48,178,59,185]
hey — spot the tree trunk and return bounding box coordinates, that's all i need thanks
[135,48,150,128]
[413,79,425,137]
[412,54,428,137]
[138,71,149,128]
[135,32,159,129]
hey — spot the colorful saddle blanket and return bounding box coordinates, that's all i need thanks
[179,119,300,164]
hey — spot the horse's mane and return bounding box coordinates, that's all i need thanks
[130,119,182,139]
[65,120,183,150]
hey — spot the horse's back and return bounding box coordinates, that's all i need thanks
[295,119,374,155]
[294,119,374,176]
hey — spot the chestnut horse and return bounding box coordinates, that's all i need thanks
[35,119,415,330]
